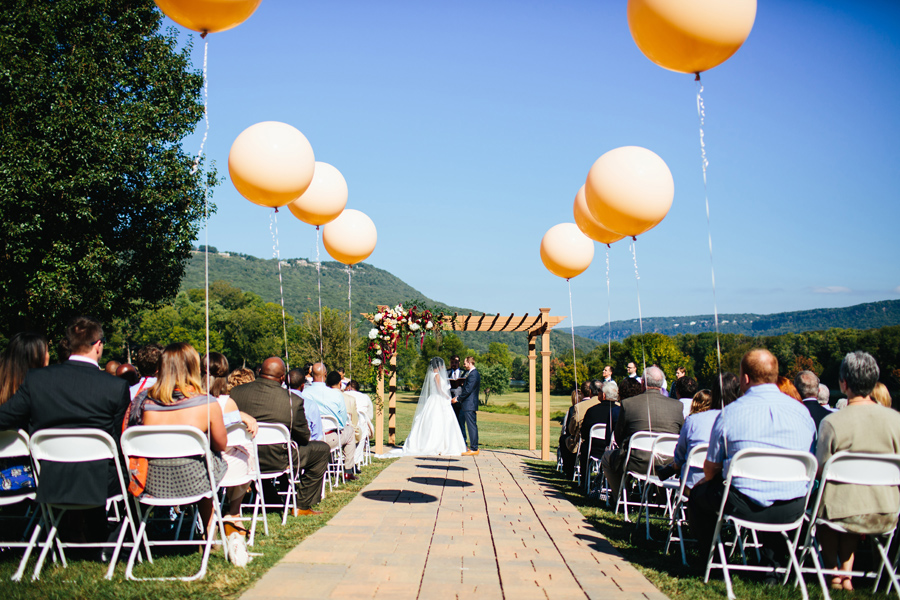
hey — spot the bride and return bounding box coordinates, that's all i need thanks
[403,357,467,456]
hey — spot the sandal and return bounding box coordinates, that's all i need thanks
[223,521,248,538]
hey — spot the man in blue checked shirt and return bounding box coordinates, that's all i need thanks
[688,348,816,570]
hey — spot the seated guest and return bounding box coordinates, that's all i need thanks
[795,370,831,432]
[104,360,121,376]
[345,380,374,438]
[579,380,620,482]
[601,366,683,503]
[287,368,323,441]
[689,349,815,570]
[565,382,601,478]
[130,343,162,399]
[0,332,49,496]
[558,389,582,479]
[331,371,359,442]
[776,375,802,401]
[668,374,740,491]
[674,376,699,418]
[816,352,900,591]
[231,358,329,516]
[817,383,832,410]
[228,367,256,390]
[871,382,893,409]
[130,343,228,544]
[115,363,140,387]
[304,364,357,481]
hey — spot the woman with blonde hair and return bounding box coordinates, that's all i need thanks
[871,382,892,408]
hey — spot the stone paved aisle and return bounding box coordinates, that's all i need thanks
[240,449,669,600]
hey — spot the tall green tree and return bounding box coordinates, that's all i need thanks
[0,0,213,339]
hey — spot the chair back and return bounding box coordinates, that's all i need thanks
[226,422,253,447]
[0,429,30,459]
[121,425,208,460]
[650,434,679,461]
[726,448,817,484]
[589,423,607,441]
[254,422,291,447]
[820,451,900,486]
[220,422,257,487]
[30,428,117,470]
[629,431,659,454]
[686,442,709,470]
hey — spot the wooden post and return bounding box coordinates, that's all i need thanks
[528,335,536,451]
[388,356,397,445]
[375,366,384,454]
[540,308,551,461]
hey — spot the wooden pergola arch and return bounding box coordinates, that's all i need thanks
[365,307,565,460]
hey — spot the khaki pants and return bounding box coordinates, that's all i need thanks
[324,425,357,471]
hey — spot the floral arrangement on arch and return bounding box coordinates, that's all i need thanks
[366,302,444,373]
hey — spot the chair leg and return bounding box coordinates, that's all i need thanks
[873,540,900,598]
[11,519,43,581]
[32,508,66,580]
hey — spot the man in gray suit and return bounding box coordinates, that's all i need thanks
[601,365,683,502]
[455,356,481,456]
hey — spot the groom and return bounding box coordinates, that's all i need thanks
[455,356,481,456]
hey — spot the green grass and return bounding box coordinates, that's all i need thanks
[525,459,887,600]
[0,457,396,599]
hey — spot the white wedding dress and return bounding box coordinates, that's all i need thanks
[403,367,467,457]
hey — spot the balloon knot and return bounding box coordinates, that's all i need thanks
[632,236,637,242]
[274,207,279,213]
[694,72,701,82]
[606,243,611,249]
[201,31,209,39]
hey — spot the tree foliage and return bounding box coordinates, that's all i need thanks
[0,0,213,339]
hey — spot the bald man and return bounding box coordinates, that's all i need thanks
[230,357,330,515]
[302,363,357,480]
[688,348,815,571]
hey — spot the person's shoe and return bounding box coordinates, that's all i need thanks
[462,450,480,456]
[344,473,358,481]
[292,508,323,517]
[227,531,250,567]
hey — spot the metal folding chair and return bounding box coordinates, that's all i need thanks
[665,442,709,565]
[634,433,679,540]
[615,431,662,522]
[583,423,607,494]
[219,422,263,546]
[321,414,344,489]
[0,430,39,557]
[242,422,298,543]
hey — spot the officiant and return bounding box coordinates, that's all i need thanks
[447,355,464,416]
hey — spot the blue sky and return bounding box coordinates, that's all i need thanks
[170,0,900,327]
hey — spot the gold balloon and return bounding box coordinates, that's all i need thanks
[229,121,316,209]
[628,0,757,74]
[584,146,674,238]
[540,223,594,280]
[154,0,262,34]
[573,185,625,246]
[288,162,348,227]
[323,209,377,266]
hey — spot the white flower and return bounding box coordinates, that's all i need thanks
[408,322,420,332]
[425,321,433,330]
[376,349,382,355]
[371,358,381,366]
[374,313,383,322]
[368,328,379,340]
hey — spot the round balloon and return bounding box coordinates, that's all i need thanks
[229,121,316,209]
[154,0,262,34]
[323,209,377,265]
[627,0,757,74]
[287,162,348,226]
[540,223,594,280]
[584,146,674,237]
[573,185,625,245]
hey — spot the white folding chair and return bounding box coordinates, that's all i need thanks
[354,410,370,470]
[635,433,680,540]
[665,442,709,565]
[584,423,607,494]
[0,430,39,555]
[703,448,818,600]
[219,422,263,546]
[121,425,228,581]
[321,414,344,489]
[798,451,900,600]
[243,422,298,543]
[13,428,137,581]
[615,431,662,522]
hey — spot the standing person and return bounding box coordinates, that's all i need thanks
[403,357,466,456]
[625,362,642,382]
[456,356,481,456]
[669,366,686,396]
[602,365,614,383]
[0,317,131,536]
[447,355,464,420]
[230,358,330,516]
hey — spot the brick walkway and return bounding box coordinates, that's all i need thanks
[240,449,668,600]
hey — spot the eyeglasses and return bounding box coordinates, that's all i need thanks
[94,337,106,345]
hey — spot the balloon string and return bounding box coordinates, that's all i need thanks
[270,212,290,371]
[606,247,611,361]
[191,37,209,176]
[567,278,578,394]
[630,240,646,375]
[315,226,324,360]
[194,35,210,432]
[696,76,723,378]
[347,265,353,376]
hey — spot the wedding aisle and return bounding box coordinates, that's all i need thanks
[239,449,668,600]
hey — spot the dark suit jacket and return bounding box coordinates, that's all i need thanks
[612,389,683,476]
[0,359,131,505]
[802,399,832,434]
[457,368,480,412]
[581,401,620,458]
[230,377,314,474]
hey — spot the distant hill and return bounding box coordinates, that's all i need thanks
[180,250,597,356]
[573,300,900,341]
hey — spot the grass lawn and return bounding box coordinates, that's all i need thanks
[526,459,887,600]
